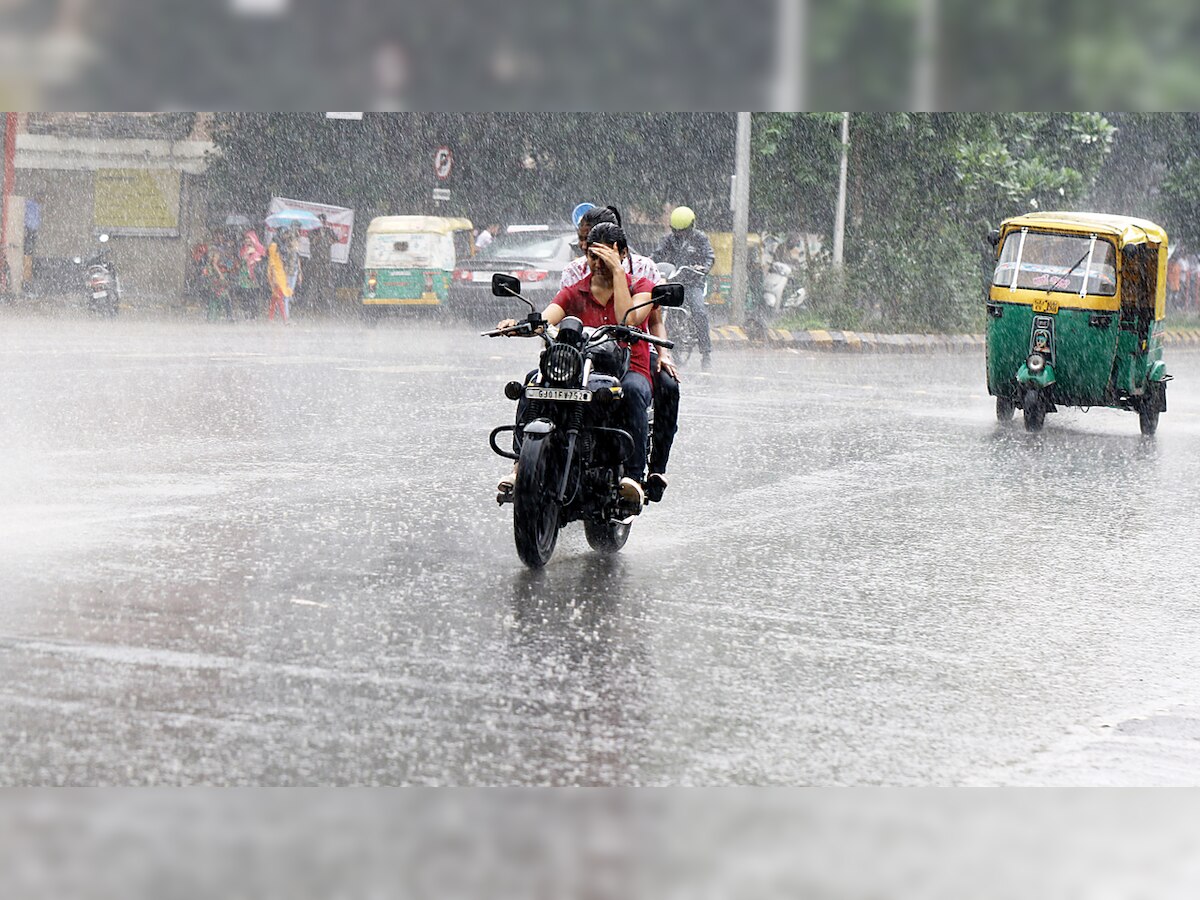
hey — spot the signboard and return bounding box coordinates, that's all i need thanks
[434,146,453,181]
[266,197,355,264]
[325,112,363,120]
[432,188,451,202]
[93,169,181,236]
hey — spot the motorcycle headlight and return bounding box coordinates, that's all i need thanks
[1027,352,1045,374]
[542,343,582,385]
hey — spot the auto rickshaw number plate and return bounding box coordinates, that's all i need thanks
[1032,297,1059,314]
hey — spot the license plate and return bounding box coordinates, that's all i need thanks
[91,291,109,299]
[472,272,493,283]
[1032,297,1059,314]
[525,387,591,403]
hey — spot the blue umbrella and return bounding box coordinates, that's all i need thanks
[266,209,323,231]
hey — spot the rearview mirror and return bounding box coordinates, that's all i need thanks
[651,282,685,308]
[492,273,521,297]
[985,228,1001,248]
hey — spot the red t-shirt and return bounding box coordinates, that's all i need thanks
[552,271,657,385]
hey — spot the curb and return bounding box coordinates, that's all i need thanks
[708,327,985,353]
[706,328,1200,352]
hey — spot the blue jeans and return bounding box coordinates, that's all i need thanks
[618,371,652,479]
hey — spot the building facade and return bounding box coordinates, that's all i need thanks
[13,112,215,303]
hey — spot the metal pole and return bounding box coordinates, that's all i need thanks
[914,0,937,111]
[731,111,752,326]
[0,112,16,294]
[771,0,806,111]
[832,111,849,268]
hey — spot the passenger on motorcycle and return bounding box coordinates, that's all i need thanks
[497,222,657,510]
[563,204,679,502]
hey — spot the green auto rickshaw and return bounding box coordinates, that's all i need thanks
[985,212,1170,434]
[361,216,474,316]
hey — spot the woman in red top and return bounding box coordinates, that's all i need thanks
[497,223,657,508]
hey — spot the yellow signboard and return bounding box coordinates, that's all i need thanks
[93,169,181,233]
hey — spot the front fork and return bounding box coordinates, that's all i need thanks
[556,404,584,502]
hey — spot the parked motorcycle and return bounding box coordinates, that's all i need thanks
[72,233,121,316]
[759,234,807,315]
[485,272,684,568]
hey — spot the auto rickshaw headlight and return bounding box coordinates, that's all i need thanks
[1027,352,1046,374]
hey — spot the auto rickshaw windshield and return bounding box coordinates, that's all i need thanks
[992,232,1117,296]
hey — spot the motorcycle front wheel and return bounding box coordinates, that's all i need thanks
[671,309,698,364]
[513,436,561,568]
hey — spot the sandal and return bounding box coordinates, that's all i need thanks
[497,470,517,493]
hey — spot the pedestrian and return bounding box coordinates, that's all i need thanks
[1168,255,1183,311]
[203,241,234,322]
[475,222,498,251]
[23,195,42,291]
[236,229,265,319]
[24,195,41,258]
[306,214,338,314]
[267,227,300,322]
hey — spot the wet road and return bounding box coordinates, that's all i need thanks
[4,316,1200,785]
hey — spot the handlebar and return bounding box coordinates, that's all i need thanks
[590,323,674,351]
[482,319,546,338]
[483,320,673,351]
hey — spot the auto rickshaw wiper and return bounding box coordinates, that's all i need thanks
[1044,251,1092,293]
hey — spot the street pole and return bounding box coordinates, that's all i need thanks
[832,111,849,268]
[731,111,752,326]
[0,112,16,294]
[914,0,937,111]
[771,0,806,111]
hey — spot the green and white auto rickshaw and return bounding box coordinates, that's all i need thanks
[361,216,474,317]
[985,212,1170,434]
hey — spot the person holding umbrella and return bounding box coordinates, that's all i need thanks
[267,226,302,322]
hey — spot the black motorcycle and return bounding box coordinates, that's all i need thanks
[72,233,121,316]
[485,273,684,568]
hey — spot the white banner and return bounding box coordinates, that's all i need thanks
[266,197,355,264]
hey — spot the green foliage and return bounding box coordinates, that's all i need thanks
[753,112,1116,331]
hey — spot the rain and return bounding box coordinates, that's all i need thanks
[4,111,1200,795]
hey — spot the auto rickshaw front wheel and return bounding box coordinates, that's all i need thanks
[1022,389,1046,432]
[1139,383,1164,436]
[996,397,1015,422]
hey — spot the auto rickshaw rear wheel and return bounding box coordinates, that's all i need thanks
[996,397,1015,422]
[1138,383,1163,436]
[1022,388,1045,432]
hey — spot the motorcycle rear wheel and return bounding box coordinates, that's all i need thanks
[584,518,630,554]
[513,436,561,568]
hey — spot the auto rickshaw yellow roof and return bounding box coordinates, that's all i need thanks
[367,215,474,235]
[1002,211,1167,246]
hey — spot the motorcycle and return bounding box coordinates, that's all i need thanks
[485,272,685,568]
[655,262,707,364]
[72,233,121,316]
[758,234,807,316]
